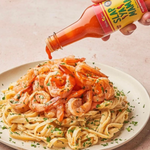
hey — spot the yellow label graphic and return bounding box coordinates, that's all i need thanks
[93,0,148,34]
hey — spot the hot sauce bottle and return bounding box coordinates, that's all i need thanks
[46,0,149,59]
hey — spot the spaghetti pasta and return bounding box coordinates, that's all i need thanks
[0,56,129,149]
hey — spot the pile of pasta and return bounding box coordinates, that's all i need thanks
[0,56,129,149]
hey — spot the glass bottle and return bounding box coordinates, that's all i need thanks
[46,0,149,59]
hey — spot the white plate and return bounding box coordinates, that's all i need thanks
[0,61,150,150]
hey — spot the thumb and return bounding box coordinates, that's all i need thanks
[91,0,105,3]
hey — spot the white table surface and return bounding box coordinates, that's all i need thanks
[0,0,150,150]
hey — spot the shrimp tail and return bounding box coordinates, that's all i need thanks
[57,103,65,122]
[46,96,61,109]
[59,64,74,77]
[66,89,86,101]
[63,56,86,64]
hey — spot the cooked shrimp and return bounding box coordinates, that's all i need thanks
[62,55,85,66]
[33,75,46,91]
[52,58,64,65]
[66,89,86,101]
[68,90,92,117]
[56,103,65,122]
[64,103,71,117]
[75,62,107,89]
[29,91,51,112]
[92,77,115,102]
[9,87,31,113]
[29,91,61,113]
[44,99,66,120]
[13,68,36,93]
[49,64,60,72]
[29,92,61,113]
[59,64,76,76]
[44,108,57,118]
[76,62,107,77]
[90,102,103,110]
[52,99,66,108]
[45,69,75,98]
[34,61,52,75]
[44,70,63,92]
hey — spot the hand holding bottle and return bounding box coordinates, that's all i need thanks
[92,0,150,41]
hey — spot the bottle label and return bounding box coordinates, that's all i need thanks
[93,0,148,35]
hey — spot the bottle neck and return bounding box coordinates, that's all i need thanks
[46,32,63,52]
[46,20,87,53]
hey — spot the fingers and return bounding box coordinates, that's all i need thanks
[91,0,105,3]
[119,23,137,35]
[139,12,150,25]
[101,24,136,40]
[102,35,110,41]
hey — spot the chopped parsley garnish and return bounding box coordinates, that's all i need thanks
[2,126,7,130]
[38,63,43,67]
[40,85,44,88]
[126,108,132,113]
[31,144,36,148]
[68,130,73,134]
[39,95,44,99]
[68,128,75,133]
[131,121,138,126]
[60,63,66,65]
[101,138,107,141]
[101,87,104,93]
[14,132,20,135]
[24,85,27,88]
[43,118,48,121]
[96,78,100,83]
[82,86,85,89]
[16,94,21,99]
[96,104,101,108]
[46,137,51,142]
[54,128,61,131]
[25,118,29,122]
[101,143,108,146]
[47,82,50,86]
[47,125,51,129]
[126,126,132,132]
[124,121,129,123]
[2,96,5,100]
[111,110,114,113]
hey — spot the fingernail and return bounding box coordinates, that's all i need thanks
[146,19,150,23]
[128,30,134,34]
